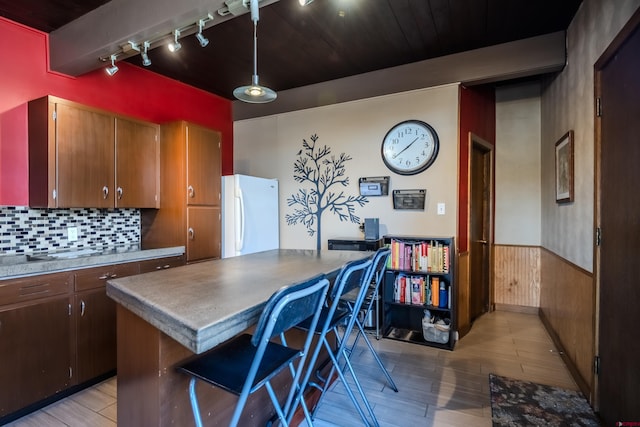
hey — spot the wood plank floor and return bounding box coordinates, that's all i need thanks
[5,311,578,427]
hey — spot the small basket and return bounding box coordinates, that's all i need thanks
[422,318,450,344]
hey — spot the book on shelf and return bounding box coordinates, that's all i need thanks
[410,276,423,305]
[431,276,439,307]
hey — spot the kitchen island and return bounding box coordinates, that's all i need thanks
[106,249,370,427]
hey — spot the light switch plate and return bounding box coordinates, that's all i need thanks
[437,203,446,215]
[68,227,78,242]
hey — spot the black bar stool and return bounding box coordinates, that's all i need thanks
[177,274,330,427]
[295,256,380,426]
[342,247,398,392]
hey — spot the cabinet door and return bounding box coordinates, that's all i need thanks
[186,124,221,206]
[187,206,221,262]
[115,118,160,208]
[75,289,116,383]
[0,296,73,417]
[56,102,115,208]
[74,262,138,383]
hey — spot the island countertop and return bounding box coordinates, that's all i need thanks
[106,249,370,354]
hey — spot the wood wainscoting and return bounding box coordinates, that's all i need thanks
[493,244,541,309]
[539,248,595,402]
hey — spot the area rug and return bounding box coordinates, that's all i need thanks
[489,374,601,426]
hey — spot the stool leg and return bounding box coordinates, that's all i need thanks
[188,377,204,427]
[347,301,399,392]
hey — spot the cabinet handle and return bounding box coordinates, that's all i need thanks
[80,300,86,317]
[102,186,109,199]
[98,274,109,280]
[163,264,171,269]
[117,187,123,200]
[475,240,488,244]
[188,185,195,198]
[188,227,195,240]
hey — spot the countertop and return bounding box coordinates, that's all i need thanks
[0,245,185,279]
[107,249,370,354]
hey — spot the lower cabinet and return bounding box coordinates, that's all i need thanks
[74,262,138,383]
[0,273,74,418]
[0,256,184,422]
[139,254,185,273]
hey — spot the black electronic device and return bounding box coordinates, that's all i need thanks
[327,238,382,252]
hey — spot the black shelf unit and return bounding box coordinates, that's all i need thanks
[381,235,456,350]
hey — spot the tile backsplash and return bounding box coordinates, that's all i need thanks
[0,206,140,255]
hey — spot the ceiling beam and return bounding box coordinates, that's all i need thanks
[233,31,567,120]
[49,0,280,76]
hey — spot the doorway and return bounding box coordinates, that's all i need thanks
[469,134,493,322]
[594,8,640,423]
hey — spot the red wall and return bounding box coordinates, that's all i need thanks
[0,18,233,206]
[458,85,496,253]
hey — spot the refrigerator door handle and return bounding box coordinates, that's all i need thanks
[236,189,245,252]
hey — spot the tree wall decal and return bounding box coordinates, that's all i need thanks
[285,134,368,250]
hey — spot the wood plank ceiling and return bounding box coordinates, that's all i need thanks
[0,0,582,100]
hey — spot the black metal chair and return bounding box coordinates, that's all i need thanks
[342,247,398,392]
[177,274,330,427]
[295,256,380,426]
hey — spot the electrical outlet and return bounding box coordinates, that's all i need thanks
[437,203,446,215]
[67,227,78,242]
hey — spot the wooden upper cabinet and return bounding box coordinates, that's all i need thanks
[141,121,221,263]
[115,118,160,208]
[186,123,221,207]
[28,96,159,209]
[56,102,115,208]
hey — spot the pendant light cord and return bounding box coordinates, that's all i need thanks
[252,20,258,83]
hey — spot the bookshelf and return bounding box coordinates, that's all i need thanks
[381,235,456,350]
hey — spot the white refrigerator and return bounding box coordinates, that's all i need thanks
[221,174,279,258]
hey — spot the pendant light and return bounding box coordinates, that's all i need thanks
[233,0,277,103]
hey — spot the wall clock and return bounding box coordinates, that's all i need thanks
[381,120,439,175]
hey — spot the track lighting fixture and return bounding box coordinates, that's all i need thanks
[196,19,209,47]
[105,54,119,76]
[233,0,277,103]
[99,13,214,68]
[168,30,182,52]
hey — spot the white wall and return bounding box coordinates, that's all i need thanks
[233,84,460,250]
[541,0,640,271]
[495,82,542,246]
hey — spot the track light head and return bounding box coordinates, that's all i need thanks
[168,30,182,52]
[196,32,209,48]
[196,19,210,47]
[105,54,119,76]
[141,41,152,66]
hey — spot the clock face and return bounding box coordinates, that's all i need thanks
[381,120,439,175]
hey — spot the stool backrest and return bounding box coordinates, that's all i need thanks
[370,247,391,288]
[251,274,330,347]
[329,256,374,301]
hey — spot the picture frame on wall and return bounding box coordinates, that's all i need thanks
[555,130,574,203]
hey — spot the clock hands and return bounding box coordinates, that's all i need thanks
[392,137,419,159]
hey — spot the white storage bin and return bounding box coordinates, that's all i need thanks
[422,318,450,344]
